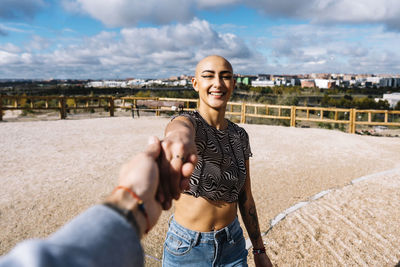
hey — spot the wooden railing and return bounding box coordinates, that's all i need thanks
[1,95,399,134]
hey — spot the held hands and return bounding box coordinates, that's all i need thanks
[107,133,197,236]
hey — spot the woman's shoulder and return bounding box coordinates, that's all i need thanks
[227,119,249,137]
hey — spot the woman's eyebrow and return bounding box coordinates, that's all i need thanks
[201,70,215,74]
[201,70,232,74]
[220,70,232,75]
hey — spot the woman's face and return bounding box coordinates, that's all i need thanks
[192,56,235,111]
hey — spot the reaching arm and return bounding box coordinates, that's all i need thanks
[0,137,164,267]
[239,160,272,267]
[158,116,198,209]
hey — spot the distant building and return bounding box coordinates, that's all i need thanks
[382,93,400,108]
[300,80,316,88]
[87,81,104,87]
[236,75,257,86]
[251,79,275,87]
[127,79,146,87]
[310,73,330,79]
[379,78,400,88]
[314,79,336,89]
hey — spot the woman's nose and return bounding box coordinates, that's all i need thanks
[213,77,223,88]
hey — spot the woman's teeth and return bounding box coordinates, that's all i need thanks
[210,92,223,96]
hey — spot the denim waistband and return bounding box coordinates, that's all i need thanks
[168,216,241,244]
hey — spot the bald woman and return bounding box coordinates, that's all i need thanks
[160,55,272,267]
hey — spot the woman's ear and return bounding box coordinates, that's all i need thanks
[192,77,199,92]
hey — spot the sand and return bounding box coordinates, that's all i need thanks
[1,116,399,266]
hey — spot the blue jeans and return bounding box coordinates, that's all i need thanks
[162,216,248,267]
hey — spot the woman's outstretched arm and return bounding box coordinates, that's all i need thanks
[239,160,272,267]
[158,116,198,209]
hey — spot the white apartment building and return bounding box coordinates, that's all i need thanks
[251,79,275,87]
[87,81,103,87]
[366,77,381,84]
[314,79,337,89]
[382,93,400,108]
[86,80,127,88]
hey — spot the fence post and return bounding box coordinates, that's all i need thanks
[384,110,388,123]
[349,108,356,134]
[59,96,67,119]
[0,95,3,121]
[240,102,246,124]
[109,97,114,117]
[290,106,296,127]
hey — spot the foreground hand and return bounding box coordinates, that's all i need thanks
[107,136,162,233]
[254,253,273,267]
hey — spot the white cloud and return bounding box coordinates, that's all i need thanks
[63,0,245,27]
[0,23,30,34]
[0,43,22,53]
[259,24,400,74]
[26,35,51,51]
[0,50,27,65]
[0,19,265,78]
[196,0,241,9]
[247,0,400,30]
[62,0,400,30]
[67,0,195,27]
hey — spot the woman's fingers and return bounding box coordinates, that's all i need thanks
[159,146,173,209]
[181,161,195,179]
[145,136,161,159]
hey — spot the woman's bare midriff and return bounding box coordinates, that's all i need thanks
[174,193,238,232]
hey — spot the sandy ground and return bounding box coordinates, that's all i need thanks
[1,115,399,266]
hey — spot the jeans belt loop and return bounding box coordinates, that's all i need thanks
[225,226,234,245]
[194,232,200,247]
[168,215,174,226]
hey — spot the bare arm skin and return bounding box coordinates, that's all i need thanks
[239,160,273,267]
[158,116,198,209]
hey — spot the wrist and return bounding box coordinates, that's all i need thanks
[105,187,148,238]
[252,246,266,256]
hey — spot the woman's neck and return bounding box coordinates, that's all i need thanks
[197,105,227,130]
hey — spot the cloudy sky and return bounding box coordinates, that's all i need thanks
[1,0,400,79]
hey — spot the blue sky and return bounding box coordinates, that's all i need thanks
[1,0,400,79]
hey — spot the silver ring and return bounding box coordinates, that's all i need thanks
[175,155,185,162]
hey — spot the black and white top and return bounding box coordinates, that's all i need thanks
[176,111,252,203]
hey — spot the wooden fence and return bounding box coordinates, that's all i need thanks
[1,95,399,134]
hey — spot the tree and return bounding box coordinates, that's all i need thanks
[394,101,400,110]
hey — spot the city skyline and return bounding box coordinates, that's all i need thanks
[1,0,400,79]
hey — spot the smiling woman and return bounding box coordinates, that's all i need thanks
[159,55,272,267]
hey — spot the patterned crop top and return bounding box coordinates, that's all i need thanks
[176,111,252,203]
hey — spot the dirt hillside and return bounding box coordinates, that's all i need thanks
[1,116,399,266]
